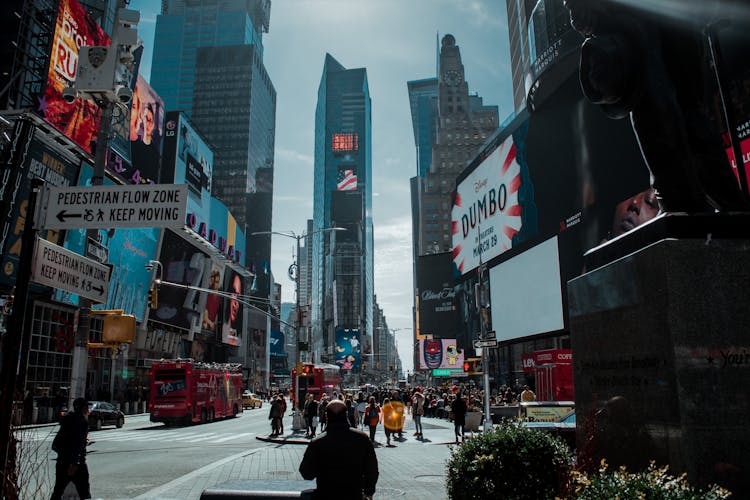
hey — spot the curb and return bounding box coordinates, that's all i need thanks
[256,435,311,445]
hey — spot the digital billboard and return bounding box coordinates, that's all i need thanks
[153,230,210,332]
[221,267,244,347]
[335,329,361,371]
[451,123,536,276]
[416,252,459,339]
[200,259,225,337]
[42,0,110,153]
[419,339,464,371]
[129,75,165,184]
[1,131,80,287]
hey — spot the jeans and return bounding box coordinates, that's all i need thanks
[414,414,423,435]
[50,461,91,500]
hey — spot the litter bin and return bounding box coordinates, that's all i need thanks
[200,480,315,499]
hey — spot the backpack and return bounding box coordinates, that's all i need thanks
[368,404,378,420]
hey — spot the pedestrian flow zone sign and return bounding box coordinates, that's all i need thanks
[31,238,110,303]
[35,184,188,230]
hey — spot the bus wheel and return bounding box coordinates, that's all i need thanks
[233,404,239,417]
[200,408,207,424]
[209,408,215,422]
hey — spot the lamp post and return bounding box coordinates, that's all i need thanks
[251,227,345,410]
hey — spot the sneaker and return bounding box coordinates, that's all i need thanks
[413,432,419,436]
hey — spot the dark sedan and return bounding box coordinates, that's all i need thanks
[88,401,125,430]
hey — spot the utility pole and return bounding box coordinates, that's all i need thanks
[476,224,492,433]
[65,6,140,410]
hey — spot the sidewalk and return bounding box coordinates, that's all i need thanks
[132,415,468,500]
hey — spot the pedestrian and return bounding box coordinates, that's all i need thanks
[412,391,425,439]
[303,394,319,438]
[451,391,468,443]
[299,400,378,499]
[521,385,536,402]
[318,395,329,432]
[279,394,287,434]
[269,395,283,436]
[345,398,359,428]
[50,398,91,500]
[364,396,381,443]
[381,398,395,446]
[357,398,368,430]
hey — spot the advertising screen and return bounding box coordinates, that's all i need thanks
[153,230,209,332]
[42,0,110,153]
[416,252,459,339]
[162,111,213,210]
[200,259,225,336]
[489,236,564,342]
[451,122,536,276]
[418,339,464,371]
[1,132,80,287]
[335,329,361,371]
[129,75,165,184]
[270,329,285,356]
[221,267,244,347]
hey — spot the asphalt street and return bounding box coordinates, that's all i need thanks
[17,405,463,499]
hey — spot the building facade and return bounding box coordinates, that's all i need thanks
[311,54,374,365]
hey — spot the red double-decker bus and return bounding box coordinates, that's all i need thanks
[291,363,342,409]
[149,359,243,425]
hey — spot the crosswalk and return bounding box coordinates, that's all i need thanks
[19,427,256,446]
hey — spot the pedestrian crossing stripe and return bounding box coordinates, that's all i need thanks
[21,429,255,444]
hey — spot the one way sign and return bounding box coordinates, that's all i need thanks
[35,184,188,230]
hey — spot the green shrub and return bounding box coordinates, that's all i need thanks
[445,422,574,500]
[572,460,732,500]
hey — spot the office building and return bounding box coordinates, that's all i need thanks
[311,54,374,363]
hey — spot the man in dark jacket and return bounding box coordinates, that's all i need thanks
[269,396,283,436]
[451,392,468,443]
[300,400,378,500]
[303,394,319,438]
[50,397,91,500]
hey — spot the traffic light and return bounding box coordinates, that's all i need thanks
[463,358,481,374]
[302,363,314,376]
[463,361,471,373]
[147,287,158,310]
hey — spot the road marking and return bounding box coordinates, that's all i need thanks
[180,433,219,442]
[213,432,254,443]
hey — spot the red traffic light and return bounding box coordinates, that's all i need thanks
[302,364,314,376]
[463,361,471,372]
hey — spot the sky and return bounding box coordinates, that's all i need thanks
[128,0,515,373]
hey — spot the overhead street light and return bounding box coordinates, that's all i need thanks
[251,226,345,409]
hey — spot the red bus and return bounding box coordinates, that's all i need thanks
[292,363,342,409]
[149,359,244,425]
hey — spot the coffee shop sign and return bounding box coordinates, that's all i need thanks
[421,288,456,301]
[186,212,242,263]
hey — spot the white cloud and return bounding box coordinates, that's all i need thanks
[276,148,313,167]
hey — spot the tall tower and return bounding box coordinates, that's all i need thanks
[311,54,373,363]
[418,34,499,256]
[506,0,538,112]
[151,0,276,299]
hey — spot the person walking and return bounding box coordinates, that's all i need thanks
[269,395,283,436]
[451,391,468,443]
[318,395,329,432]
[345,398,358,428]
[303,394,319,438]
[364,396,381,443]
[299,400,379,499]
[50,398,91,500]
[412,391,425,439]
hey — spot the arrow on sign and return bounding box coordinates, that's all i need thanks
[56,210,82,222]
[92,285,105,295]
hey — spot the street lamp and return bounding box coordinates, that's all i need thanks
[251,226,345,409]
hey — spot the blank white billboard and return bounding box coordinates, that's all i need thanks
[489,236,564,342]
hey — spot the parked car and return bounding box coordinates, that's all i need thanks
[87,401,125,430]
[242,392,262,409]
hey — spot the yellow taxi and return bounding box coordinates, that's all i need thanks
[242,391,263,409]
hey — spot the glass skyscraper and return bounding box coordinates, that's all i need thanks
[151,0,276,298]
[311,54,374,362]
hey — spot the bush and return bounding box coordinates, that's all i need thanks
[445,422,574,500]
[572,460,732,500]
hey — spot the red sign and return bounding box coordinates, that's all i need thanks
[332,133,358,152]
[42,0,110,153]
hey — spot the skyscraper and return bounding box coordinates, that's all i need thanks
[151,0,276,298]
[506,0,537,112]
[311,54,373,363]
[418,34,499,257]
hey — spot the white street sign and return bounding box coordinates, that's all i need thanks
[36,184,188,230]
[87,237,109,264]
[485,330,496,340]
[31,238,110,303]
[474,339,498,349]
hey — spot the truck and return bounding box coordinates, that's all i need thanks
[149,359,243,425]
